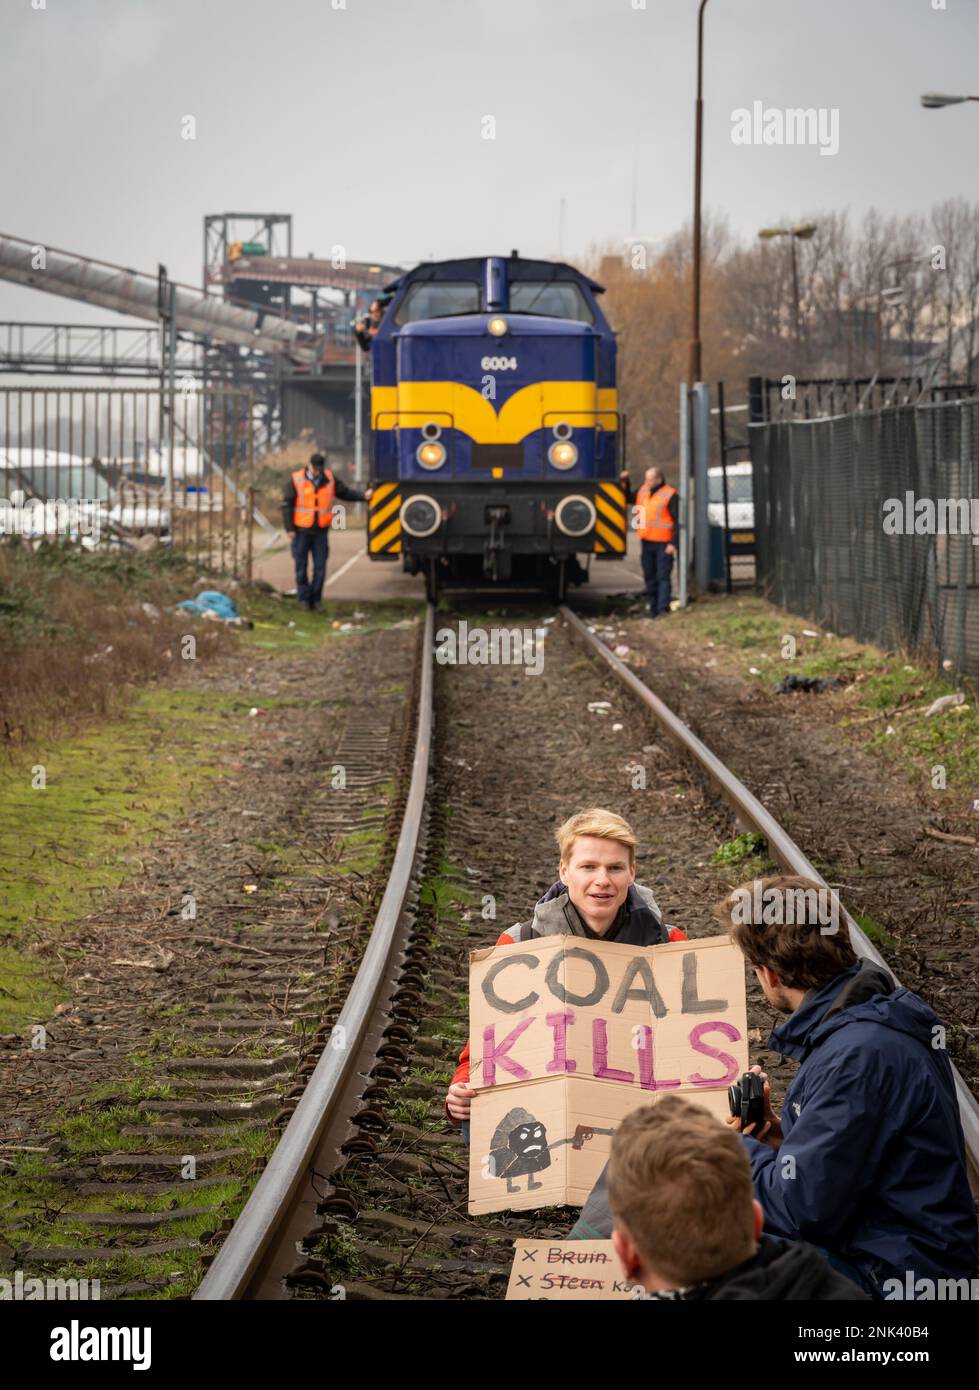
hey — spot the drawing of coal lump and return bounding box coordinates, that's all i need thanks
[486,1109,614,1193]
[489,1108,553,1192]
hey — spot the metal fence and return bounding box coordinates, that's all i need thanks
[0,385,268,578]
[751,396,979,680]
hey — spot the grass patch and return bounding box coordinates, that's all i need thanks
[389,1097,432,1128]
[0,687,251,1031]
[711,832,766,866]
[57,1105,149,1155]
[851,911,899,951]
[337,823,386,876]
[316,1226,363,1279]
[239,593,419,654]
[420,855,482,922]
[409,1063,453,1084]
[669,594,979,789]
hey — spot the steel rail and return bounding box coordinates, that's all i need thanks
[561,604,979,1176]
[194,604,434,1300]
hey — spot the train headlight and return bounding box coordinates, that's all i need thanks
[488,317,508,337]
[548,440,578,469]
[554,495,596,538]
[401,494,443,538]
[416,440,447,469]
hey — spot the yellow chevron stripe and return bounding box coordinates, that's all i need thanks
[369,517,402,552]
[368,493,401,531]
[370,479,398,504]
[372,382,618,444]
[596,518,625,551]
[597,480,626,507]
[595,492,626,529]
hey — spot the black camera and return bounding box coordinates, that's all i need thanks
[728,1071,767,1134]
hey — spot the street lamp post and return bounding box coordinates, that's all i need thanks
[920,92,979,108]
[689,0,709,386]
[757,225,817,348]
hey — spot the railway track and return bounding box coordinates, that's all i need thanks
[2,618,422,1298]
[195,601,979,1301]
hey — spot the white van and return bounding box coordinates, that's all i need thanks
[707,461,754,539]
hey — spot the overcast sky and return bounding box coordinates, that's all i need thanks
[1,0,978,323]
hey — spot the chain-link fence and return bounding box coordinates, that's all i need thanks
[751,397,979,680]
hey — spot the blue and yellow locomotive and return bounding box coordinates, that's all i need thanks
[365,254,627,601]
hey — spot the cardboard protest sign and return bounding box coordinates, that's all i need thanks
[468,934,747,1215]
[506,1240,640,1300]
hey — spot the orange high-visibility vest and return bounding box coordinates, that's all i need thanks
[292,468,336,528]
[635,483,677,543]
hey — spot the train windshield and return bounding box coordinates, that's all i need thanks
[394,282,480,324]
[508,282,594,323]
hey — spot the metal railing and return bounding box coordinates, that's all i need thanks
[0,385,267,578]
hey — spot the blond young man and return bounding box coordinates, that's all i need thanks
[609,1094,866,1299]
[445,809,686,1127]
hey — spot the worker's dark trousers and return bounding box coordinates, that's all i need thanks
[291,528,330,605]
[641,539,673,616]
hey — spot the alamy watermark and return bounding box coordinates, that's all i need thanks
[1,1269,101,1300]
[882,491,979,545]
[50,1320,149,1370]
[728,880,840,935]
[883,1272,979,1300]
[731,102,839,156]
[435,620,546,676]
[0,490,102,545]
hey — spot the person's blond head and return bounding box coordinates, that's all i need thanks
[555,809,637,866]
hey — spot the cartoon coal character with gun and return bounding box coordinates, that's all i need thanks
[486,1107,614,1193]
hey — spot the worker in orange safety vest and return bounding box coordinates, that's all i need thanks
[281,452,372,610]
[631,466,678,618]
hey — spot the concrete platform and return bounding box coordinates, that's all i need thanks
[255,524,649,605]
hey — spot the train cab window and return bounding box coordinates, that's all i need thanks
[508,282,594,323]
[394,282,480,324]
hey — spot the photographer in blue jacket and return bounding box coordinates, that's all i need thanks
[718,874,977,1299]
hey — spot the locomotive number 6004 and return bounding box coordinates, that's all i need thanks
[366,253,628,601]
